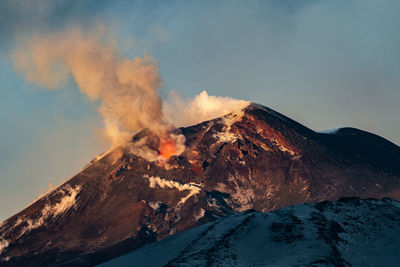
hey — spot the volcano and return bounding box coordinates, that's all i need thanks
[1,103,400,266]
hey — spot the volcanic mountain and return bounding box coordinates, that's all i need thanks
[1,103,400,266]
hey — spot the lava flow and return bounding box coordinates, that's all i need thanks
[159,140,175,159]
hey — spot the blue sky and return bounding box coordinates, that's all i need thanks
[1,0,399,220]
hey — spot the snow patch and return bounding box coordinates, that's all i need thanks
[43,185,81,217]
[317,128,341,134]
[277,145,295,155]
[207,197,221,211]
[144,175,202,205]
[222,110,245,128]
[194,208,205,221]
[11,218,23,230]
[213,111,245,143]
[148,201,160,211]
[270,138,296,155]
[17,185,81,238]
[215,172,255,211]
[213,132,240,143]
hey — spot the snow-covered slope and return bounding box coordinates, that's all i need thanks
[101,198,400,267]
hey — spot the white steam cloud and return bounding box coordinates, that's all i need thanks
[164,90,250,127]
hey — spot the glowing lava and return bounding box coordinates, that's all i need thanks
[159,140,175,159]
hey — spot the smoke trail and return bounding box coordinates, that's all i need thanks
[13,28,166,147]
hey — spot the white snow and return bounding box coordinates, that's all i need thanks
[212,111,245,144]
[277,144,295,155]
[214,172,255,212]
[317,128,341,134]
[270,138,296,155]
[222,110,245,128]
[229,180,255,211]
[194,208,205,221]
[46,185,81,217]
[15,185,81,239]
[0,185,81,258]
[8,218,23,231]
[100,213,251,267]
[148,201,160,211]
[213,132,240,143]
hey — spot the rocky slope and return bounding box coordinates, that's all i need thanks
[1,103,400,266]
[102,198,400,266]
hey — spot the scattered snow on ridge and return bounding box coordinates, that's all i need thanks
[317,128,341,134]
[213,132,240,143]
[144,175,202,205]
[22,185,81,235]
[0,185,81,257]
[269,137,296,155]
[43,185,81,217]
[194,208,205,221]
[148,201,161,211]
[214,171,256,212]
[213,111,245,143]
[222,111,245,128]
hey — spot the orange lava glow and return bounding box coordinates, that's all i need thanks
[159,140,175,159]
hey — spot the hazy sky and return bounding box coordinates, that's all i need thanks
[1,0,399,221]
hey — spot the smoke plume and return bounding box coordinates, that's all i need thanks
[13,28,249,161]
[13,28,167,147]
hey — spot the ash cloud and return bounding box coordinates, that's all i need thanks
[13,28,167,147]
[12,28,250,162]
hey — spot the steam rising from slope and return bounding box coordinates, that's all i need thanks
[144,175,201,205]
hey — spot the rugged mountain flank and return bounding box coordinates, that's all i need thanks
[1,103,400,265]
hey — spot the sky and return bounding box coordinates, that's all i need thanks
[0,0,399,221]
